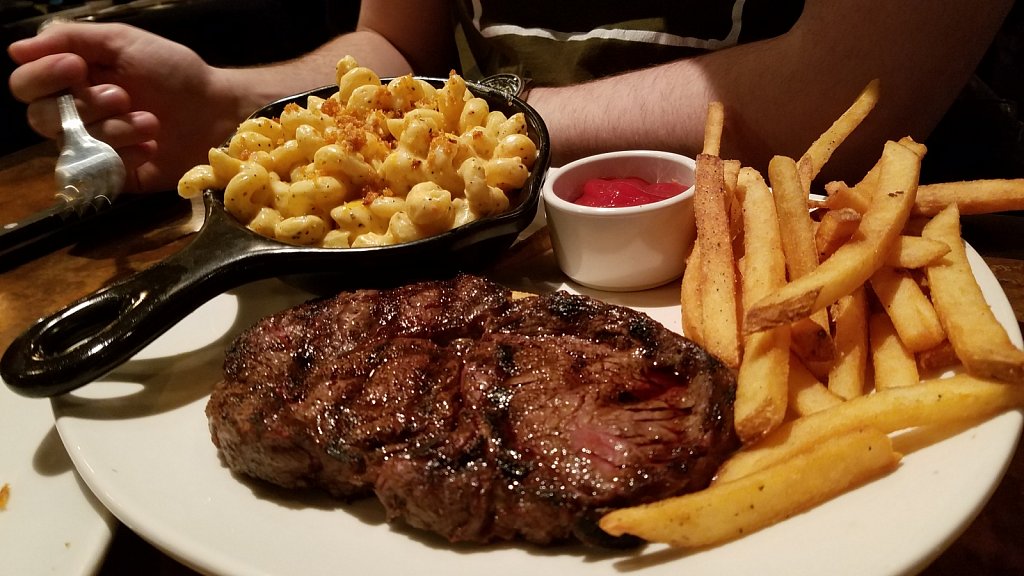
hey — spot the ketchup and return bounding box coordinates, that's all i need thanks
[573,177,687,208]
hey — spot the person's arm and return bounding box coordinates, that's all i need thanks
[7,0,456,193]
[217,0,458,120]
[528,0,1013,181]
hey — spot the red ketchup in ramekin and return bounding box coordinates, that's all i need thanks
[572,177,688,208]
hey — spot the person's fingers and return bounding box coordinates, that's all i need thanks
[119,140,158,169]
[8,52,88,102]
[8,21,129,67]
[121,142,160,194]
[24,84,133,138]
[89,110,161,149]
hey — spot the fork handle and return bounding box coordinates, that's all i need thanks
[57,94,90,141]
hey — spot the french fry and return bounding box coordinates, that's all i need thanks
[735,328,792,441]
[914,178,1024,216]
[611,56,1024,554]
[714,375,1024,484]
[771,155,822,280]
[824,180,870,213]
[702,101,725,156]
[769,155,835,364]
[737,167,785,297]
[790,317,837,377]
[788,354,844,417]
[745,140,921,333]
[694,153,741,368]
[869,266,945,352]
[600,427,899,548]
[922,204,1024,383]
[684,101,728,347]
[897,136,928,159]
[797,79,881,186]
[723,158,745,246]
[724,159,742,195]
[862,135,923,193]
[680,241,704,344]
[734,167,790,442]
[849,161,881,203]
[884,235,950,269]
[815,207,861,261]
[916,340,961,376]
[827,286,869,400]
[869,311,920,389]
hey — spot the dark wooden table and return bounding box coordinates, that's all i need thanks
[1,143,1021,575]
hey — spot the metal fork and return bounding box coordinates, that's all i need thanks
[54,93,126,213]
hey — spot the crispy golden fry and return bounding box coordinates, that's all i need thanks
[624,73,1024,552]
[923,204,1024,383]
[885,235,951,269]
[680,241,704,344]
[916,340,961,376]
[714,375,1024,484]
[724,159,742,194]
[790,317,837,375]
[807,195,830,211]
[600,427,899,548]
[738,167,786,305]
[735,327,792,441]
[770,155,836,363]
[914,179,1024,216]
[869,266,945,352]
[771,155,821,280]
[827,286,869,400]
[824,180,870,213]
[816,207,861,261]
[797,79,881,185]
[723,159,745,246]
[745,140,921,333]
[850,162,881,203]
[695,153,741,368]
[702,101,726,156]
[734,167,791,441]
[788,353,844,417]
[838,136,923,206]
[897,136,928,159]
[869,312,920,389]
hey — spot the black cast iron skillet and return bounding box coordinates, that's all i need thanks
[2,76,550,397]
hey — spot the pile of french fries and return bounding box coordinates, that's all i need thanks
[600,80,1024,549]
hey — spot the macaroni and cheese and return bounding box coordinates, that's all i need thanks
[178,56,538,248]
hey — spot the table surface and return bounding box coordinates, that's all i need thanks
[1,143,1021,576]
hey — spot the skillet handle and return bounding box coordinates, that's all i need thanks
[0,199,272,398]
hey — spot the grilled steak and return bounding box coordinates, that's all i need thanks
[207,274,739,545]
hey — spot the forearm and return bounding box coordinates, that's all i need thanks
[211,30,413,123]
[526,61,713,168]
[208,0,455,127]
[529,0,1013,180]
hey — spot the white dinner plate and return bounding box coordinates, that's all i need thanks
[50,244,1021,576]
[0,383,116,575]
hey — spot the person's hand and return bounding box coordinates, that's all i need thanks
[8,21,246,194]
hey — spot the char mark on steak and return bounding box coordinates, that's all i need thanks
[207,274,739,545]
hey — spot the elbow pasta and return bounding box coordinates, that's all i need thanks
[178,57,537,248]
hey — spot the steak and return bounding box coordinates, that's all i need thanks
[207,274,739,545]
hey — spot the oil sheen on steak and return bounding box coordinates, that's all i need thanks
[207,274,739,545]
